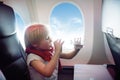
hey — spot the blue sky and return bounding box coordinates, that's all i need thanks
[50,2,84,50]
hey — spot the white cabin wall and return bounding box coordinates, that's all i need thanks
[102,0,120,38]
[88,0,110,64]
[102,0,120,65]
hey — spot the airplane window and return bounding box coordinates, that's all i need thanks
[15,12,25,48]
[50,2,84,52]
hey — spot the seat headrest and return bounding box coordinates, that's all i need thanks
[0,3,16,38]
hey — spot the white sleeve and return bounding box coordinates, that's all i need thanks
[27,53,44,66]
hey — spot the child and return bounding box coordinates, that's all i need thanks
[24,24,83,80]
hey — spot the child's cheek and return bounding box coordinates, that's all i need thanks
[42,42,50,49]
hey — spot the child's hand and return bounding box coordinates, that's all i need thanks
[74,38,83,50]
[54,39,64,54]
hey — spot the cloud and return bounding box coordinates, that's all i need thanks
[50,17,65,30]
[50,16,84,40]
[70,17,82,24]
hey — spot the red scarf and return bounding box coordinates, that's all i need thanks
[25,46,53,61]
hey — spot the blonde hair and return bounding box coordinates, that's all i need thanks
[24,24,48,47]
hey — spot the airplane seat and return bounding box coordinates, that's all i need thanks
[104,32,120,80]
[0,2,30,80]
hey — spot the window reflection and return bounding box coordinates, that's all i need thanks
[15,12,25,48]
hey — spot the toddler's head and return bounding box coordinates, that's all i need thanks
[24,24,51,49]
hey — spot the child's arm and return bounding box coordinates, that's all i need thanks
[30,40,63,77]
[60,45,83,59]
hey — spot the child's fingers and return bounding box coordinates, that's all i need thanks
[74,37,81,44]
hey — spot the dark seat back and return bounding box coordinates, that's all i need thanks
[105,33,120,80]
[0,2,30,80]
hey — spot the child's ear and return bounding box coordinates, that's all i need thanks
[34,44,38,47]
[32,43,38,47]
[34,42,41,47]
